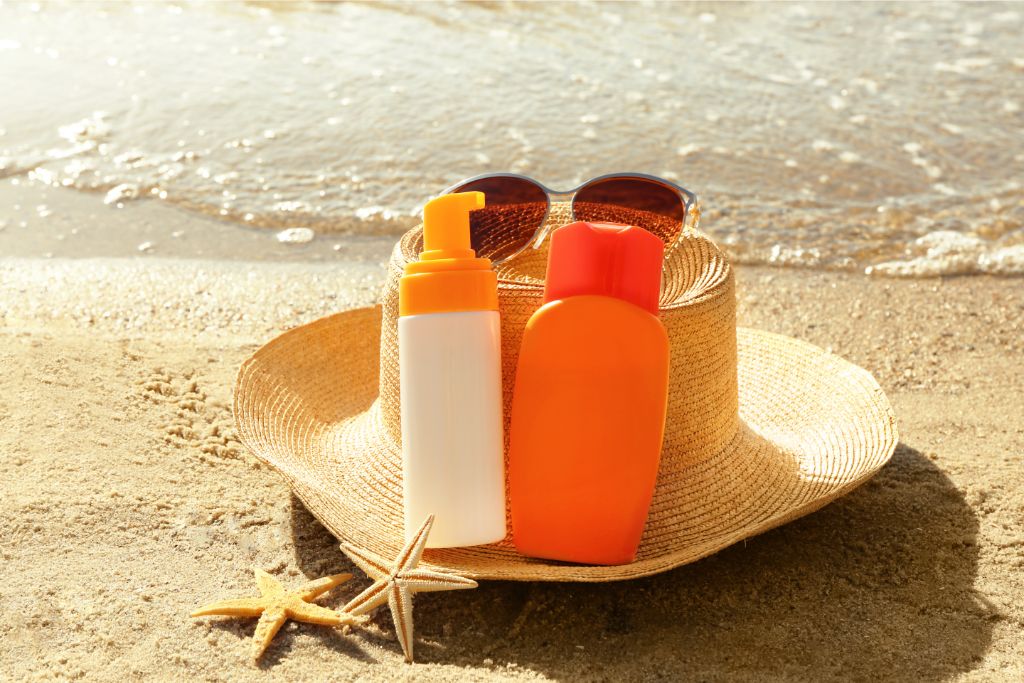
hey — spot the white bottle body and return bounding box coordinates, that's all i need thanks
[398,310,506,548]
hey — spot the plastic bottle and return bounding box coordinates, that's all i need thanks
[508,221,669,565]
[398,191,506,548]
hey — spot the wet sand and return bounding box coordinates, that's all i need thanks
[2,203,1022,680]
[0,180,392,263]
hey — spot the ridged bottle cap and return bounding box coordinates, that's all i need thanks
[543,222,664,315]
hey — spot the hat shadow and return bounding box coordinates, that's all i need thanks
[290,443,995,680]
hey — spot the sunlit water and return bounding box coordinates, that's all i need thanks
[1,0,1022,275]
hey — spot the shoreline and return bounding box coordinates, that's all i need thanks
[2,254,1022,680]
[5,179,1023,278]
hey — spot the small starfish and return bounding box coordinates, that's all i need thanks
[340,514,478,662]
[191,568,364,660]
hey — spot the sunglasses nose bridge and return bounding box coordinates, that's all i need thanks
[547,189,574,201]
[530,197,575,249]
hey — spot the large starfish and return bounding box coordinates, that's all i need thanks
[191,568,364,660]
[340,514,478,662]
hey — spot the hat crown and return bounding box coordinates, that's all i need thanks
[377,203,739,474]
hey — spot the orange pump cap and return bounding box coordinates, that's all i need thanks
[543,222,664,315]
[400,192,498,316]
[420,191,484,261]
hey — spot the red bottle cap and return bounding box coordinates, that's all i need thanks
[543,222,664,315]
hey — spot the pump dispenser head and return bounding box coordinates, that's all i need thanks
[399,191,498,317]
[544,222,664,315]
[420,191,484,261]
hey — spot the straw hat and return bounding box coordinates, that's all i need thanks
[234,203,898,582]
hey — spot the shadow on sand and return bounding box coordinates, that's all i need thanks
[291,443,995,681]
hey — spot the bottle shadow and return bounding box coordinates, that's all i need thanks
[291,443,996,680]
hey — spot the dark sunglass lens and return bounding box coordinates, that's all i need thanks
[573,178,685,241]
[449,177,548,261]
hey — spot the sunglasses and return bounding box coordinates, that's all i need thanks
[441,172,701,264]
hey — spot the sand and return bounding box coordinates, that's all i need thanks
[2,245,1023,680]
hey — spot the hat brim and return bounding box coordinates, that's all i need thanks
[235,305,897,582]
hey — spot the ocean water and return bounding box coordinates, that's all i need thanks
[1,0,1022,275]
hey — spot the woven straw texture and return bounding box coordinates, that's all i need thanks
[234,203,898,582]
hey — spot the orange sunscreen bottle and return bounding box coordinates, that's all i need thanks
[508,221,669,565]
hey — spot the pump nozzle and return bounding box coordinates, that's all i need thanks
[400,191,497,316]
[421,191,484,260]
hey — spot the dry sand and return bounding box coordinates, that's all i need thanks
[2,250,1023,681]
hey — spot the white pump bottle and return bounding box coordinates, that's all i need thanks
[397,192,506,548]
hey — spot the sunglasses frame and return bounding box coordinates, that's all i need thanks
[441,172,701,263]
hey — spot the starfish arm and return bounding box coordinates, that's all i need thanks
[191,597,267,618]
[400,569,478,594]
[286,600,350,627]
[340,542,392,580]
[255,568,285,598]
[251,606,288,660]
[298,572,353,601]
[396,514,435,572]
[342,580,390,616]
[388,583,416,663]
